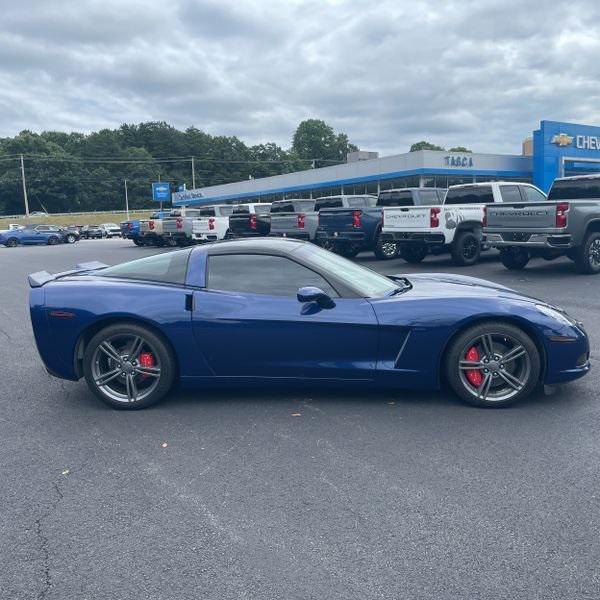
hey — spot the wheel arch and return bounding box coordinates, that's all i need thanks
[454,221,483,237]
[583,218,600,237]
[438,315,547,387]
[74,316,180,380]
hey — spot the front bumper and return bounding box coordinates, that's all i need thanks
[544,322,591,385]
[485,231,573,249]
[380,231,446,245]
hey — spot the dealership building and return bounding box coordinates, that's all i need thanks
[172,120,600,207]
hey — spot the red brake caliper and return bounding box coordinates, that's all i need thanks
[139,352,155,379]
[465,346,483,387]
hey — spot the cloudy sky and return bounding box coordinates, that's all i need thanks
[1,0,600,155]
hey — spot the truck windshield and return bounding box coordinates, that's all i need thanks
[445,186,494,204]
[548,178,600,200]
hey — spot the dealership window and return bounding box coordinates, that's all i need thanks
[422,176,436,188]
[447,176,474,187]
[366,182,379,195]
[207,254,338,297]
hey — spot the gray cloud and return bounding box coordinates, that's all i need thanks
[1,0,600,155]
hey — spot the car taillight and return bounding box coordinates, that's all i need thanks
[250,214,257,230]
[127,223,133,230]
[149,220,155,230]
[430,207,441,228]
[297,213,305,229]
[208,217,215,230]
[482,206,487,228]
[352,210,362,228]
[556,202,569,228]
[176,217,183,230]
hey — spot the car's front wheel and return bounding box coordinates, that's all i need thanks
[445,321,541,407]
[83,323,175,410]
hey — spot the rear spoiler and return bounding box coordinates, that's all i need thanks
[28,261,108,288]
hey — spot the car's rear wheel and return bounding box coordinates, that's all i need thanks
[373,233,399,260]
[5,237,18,247]
[445,321,540,408]
[47,236,59,245]
[83,323,175,410]
[451,231,481,266]
[499,247,530,270]
[575,232,600,274]
[400,244,428,264]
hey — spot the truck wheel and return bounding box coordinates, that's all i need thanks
[499,248,530,270]
[373,233,399,260]
[335,243,360,258]
[400,244,427,264]
[575,232,600,274]
[451,231,481,266]
[132,238,145,247]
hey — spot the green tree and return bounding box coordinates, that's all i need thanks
[292,119,358,167]
[409,141,445,152]
[448,146,472,153]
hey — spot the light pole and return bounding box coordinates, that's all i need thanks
[191,157,196,189]
[20,154,30,220]
[124,179,130,219]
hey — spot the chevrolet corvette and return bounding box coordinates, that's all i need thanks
[28,239,590,409]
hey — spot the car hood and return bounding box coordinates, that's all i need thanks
[397,272,542,304]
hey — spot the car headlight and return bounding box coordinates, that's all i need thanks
[536,304,577,327]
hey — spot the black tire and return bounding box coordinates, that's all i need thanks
[451,231,481,266]
[66,234,77,244]
[83,323,175,410]
[575,232,600,274]
[400,244,428,264]
[47,236,59,245]
[5,237,18,248]
[132,238,145,247]
[373,233,399,260]
[445,321,541,408]
[335,243,360,258]
[499,247,530,270]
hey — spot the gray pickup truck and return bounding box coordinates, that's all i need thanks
[269,198,318,241]
[485,174,600,274]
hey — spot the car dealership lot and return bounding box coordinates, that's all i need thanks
[1,240,599,599]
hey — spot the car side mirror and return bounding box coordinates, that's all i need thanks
[297,286,335,309]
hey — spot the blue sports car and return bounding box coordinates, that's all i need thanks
[28,238,590,410]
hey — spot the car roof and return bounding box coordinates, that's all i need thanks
[200,237,307,256]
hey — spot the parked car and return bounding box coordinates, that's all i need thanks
[28,238,589,410]
[269,199,318,241]
[380,182,546,266]
[191,205,235,243]
[99,223,122,238]
[316,191,444,259]
[81,225,104,239]
[485,174,600,274]
[29,211,49,217]
[227,203,272,237]
[121,211,172,246]
[58,226,81,244]
[0,224,66,246]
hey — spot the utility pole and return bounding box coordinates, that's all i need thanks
[20,154,30,220]
[124,179,130,219]
[191,157,196,189]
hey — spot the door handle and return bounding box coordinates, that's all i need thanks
[185,293,194,312]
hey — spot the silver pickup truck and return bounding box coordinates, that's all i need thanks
[269,199,318,241]
[485,174,600,274]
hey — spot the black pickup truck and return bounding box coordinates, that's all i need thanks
[315,188,445,259]
[227,203,272,238]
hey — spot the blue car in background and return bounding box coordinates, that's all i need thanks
[1,224,68,247]
[28,238,589,410]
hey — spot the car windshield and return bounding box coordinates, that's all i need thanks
[295,245,400,298]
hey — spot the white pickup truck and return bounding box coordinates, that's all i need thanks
[380,182,547,266]
[191,204,235,242]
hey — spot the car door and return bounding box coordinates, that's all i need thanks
[22,226,45,244]
[191,252,379,380]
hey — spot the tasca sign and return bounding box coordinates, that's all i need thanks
[443,155,474,168]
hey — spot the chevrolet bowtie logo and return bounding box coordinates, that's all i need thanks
[551,133,574,147]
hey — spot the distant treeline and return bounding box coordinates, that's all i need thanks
[0,119,357,215]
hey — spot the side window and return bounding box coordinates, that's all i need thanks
[347,198,365,208]
[499,185,524,203]
[521,186,547,203]
[418,190,441,205]
[36,226,48,231]
[98,249,192,284]
[207,254,338,297]
[445,186,494,204]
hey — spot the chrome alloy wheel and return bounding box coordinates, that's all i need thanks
[458,332,532,403]
[589,238,600,268]
[379,241,398,258]
[91,334,162,403]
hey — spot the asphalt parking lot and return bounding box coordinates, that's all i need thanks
[1,239,599,600]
